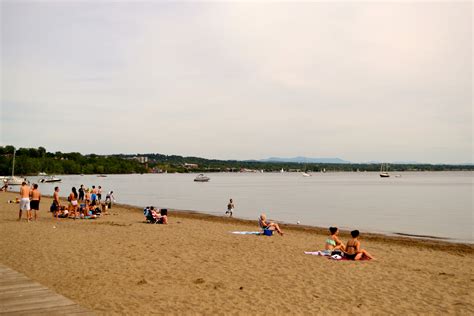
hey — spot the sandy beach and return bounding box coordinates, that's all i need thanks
[0,191,473,315]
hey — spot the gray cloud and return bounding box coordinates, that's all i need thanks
[1,1,471,163]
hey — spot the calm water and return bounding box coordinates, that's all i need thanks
[19,171,473,243]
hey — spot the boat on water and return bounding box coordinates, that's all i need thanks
[97,174,107,177]
[40,176,62,183]
[194,174,210,182]
[380,164,390,178]
[38,172,47,176]
[4,176,26,186]
[280,168,284,173]
[4,150,28,185]
[301,172,311,177]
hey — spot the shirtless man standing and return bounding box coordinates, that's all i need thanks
[53,187,61,220]
[19,182,31,221]
[30,184,41,221]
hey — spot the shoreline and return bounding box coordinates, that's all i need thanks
[5,171,472,245]
[119,203,474,254]
[8,191,474,250]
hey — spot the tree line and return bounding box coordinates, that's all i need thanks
[122,153,474,173]
[1,146,472,176]
[0,146,147,175]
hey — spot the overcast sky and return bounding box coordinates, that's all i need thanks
[1,1,472,164]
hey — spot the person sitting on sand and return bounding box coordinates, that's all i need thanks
[325,227,345,251]
[344,230,374,260]
[258,213,284,236]
[157,209,168,224]
[147,207,168,224]
[57,206,69,218]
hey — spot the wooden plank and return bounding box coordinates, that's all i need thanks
[0,286,47,297]
[0,283,44,292]
[0,264,93,315]
[1,289,72,303]
[4,304,92,315]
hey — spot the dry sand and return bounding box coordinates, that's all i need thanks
[1,191,473,315]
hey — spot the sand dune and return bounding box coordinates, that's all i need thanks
[1,191,472,315]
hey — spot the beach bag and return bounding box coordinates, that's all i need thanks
[263,229,273,236]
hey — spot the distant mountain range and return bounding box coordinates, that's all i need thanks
[261,157,350,164]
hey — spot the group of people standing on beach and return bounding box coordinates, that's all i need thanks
[16,182,115,221]
[18,182,41,221]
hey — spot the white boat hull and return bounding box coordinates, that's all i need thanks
[194,174,210,182]
[40,177,62,183]
[5,176,26,185]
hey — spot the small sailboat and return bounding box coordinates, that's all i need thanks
[380,164,390,178]
[280,168,284,173]
[194,174,210,182]
[5,150,27,185]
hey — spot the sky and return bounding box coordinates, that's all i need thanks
[1,0,472,164]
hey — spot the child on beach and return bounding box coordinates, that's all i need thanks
[344,230,374,260]
[225,198,234,217]
[105,191,115,209]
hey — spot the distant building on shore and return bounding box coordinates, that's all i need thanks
[184,163,199,169]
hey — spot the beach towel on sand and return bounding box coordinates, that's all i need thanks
[304,251,369,261]
[304,250,332,256]
[231,231,262,235]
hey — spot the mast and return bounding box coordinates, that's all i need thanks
[12,149,15,177]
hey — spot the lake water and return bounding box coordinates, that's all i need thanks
[17,171,474,243]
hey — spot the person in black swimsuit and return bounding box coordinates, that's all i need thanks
[78,185,85,202]
[344,230,375,260]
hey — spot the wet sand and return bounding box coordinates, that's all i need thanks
[1,191,473,315]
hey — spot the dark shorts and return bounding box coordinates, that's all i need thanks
[30,200,40,210]
[345,253,357,260]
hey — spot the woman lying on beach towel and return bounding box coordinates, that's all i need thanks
[258,213,283,236]
[344,230,374,260]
